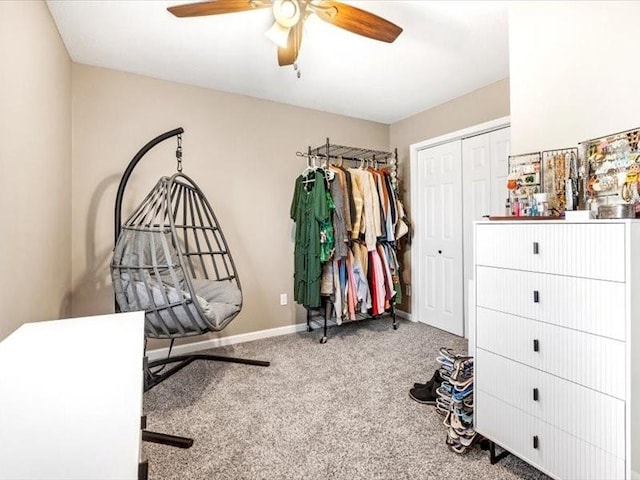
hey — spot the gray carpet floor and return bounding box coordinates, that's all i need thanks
[143,319,550,480]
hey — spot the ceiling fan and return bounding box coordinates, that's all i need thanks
[167,0,403,71]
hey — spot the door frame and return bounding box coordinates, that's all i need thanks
[410,115,511,336]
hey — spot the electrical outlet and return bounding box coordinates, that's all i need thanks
[406,284,412,296]
[280,293,287,306]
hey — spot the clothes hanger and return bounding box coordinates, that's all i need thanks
[301,154,317,188]
[302,158,314,177]
[320,155,335,181]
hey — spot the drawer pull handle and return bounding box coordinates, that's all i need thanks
[533,388,539,401]
[533,242,539,254]
[533,290,539,303]
[533,339,539,352]
[533,435,539,449]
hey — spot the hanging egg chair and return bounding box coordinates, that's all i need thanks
[112,172,243,337]
[111,128,269,394]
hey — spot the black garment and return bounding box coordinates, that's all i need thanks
[338,166,356,235]
[383,172,397,224]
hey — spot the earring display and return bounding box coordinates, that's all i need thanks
[507,152,542,216]
[579,126,640,217]
[541,148,579,214]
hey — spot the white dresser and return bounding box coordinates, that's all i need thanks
[473,220,640,480]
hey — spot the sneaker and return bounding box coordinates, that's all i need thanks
[409,381,437,405]
[438,367,452,382]
[452,384,474,402]
[448,443,468,454]
[450,358,474,382]
[436,382,453,398]
[435,397,452,416]
[456,408,474,424]
[450,409,473,434]
[449,372,474,389]
[438,347,472,365]
[458,431,478,447]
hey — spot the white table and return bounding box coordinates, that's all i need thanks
[0,312,145,480]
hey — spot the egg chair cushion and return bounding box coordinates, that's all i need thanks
[120,272,242,335]
[191,278,242,329]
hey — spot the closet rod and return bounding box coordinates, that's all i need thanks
[304,137,396,164]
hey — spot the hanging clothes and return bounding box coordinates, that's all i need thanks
[348,168,380,251]
[328,168,348,260]
[332,258,343,325]
[290,170,330,308]
[319,190,335,263]
[348,169,365,240]
[368,249,386,315]
[352,243,372,314]
[291,151,405,323]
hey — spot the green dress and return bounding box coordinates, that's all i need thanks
[290,171,329,308]
[319,191,335,263]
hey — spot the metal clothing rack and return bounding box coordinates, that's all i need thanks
[298,138,399,343]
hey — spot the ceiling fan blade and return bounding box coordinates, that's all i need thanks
[168,0,270,18]
[313,1,402,43]
[277,19,304,66]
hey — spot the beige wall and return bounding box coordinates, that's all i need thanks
[0,3,508,342]
[71,64,388,347]
[509,1,640,153]
[0,1,72,340]
[389,79,510,312]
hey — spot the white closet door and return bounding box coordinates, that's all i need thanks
[461,127,510,337]
[417,141,463,336]
[489,127,511,216]
[462,133,491,338]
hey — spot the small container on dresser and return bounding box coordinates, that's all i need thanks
[473,219,640,480]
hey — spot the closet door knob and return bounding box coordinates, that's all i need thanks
[533,435,539,449]
[533,242,539,254]
[533,388,539,401]
[438,250,442,254]
[533,339,540,352]
[533,290,540,303]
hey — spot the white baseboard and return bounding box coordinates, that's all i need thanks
[395,309,413,322]
[147,323,308,361]
[149,311,412,361]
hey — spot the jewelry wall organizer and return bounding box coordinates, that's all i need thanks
[507,152,542,214]
[541,148,579,214]
[579,126,640,212]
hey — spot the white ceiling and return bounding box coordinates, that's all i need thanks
[46,0,509,124]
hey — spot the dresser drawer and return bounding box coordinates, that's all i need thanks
[475,392,625,480]
[475,223,626,281]
[476,307,625,399]
[476,349,625,458]
[476,266,626,340]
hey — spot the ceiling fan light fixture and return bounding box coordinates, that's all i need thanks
[265,21,291,48]
[272,0,300,28]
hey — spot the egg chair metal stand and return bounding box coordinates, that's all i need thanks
[112,126,269,395]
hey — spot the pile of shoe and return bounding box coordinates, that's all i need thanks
[435,347,477,454]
